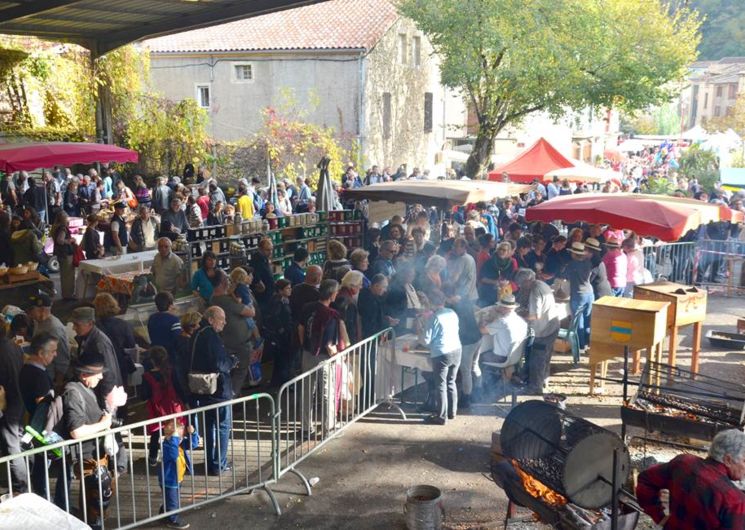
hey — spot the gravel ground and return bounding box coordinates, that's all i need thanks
[135,293,745,529]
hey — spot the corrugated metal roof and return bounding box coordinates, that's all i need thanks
[0,0,325,54]
[146,0,400,53]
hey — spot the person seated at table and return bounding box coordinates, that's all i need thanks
[151,237,185,295]
[128,205,158,253]
[191,251,220,304]
[478,294,528,392]
[417,289,461,426]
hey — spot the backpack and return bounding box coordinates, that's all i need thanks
[143,371,185,432]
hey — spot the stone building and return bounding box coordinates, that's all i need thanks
[145,0,467,175]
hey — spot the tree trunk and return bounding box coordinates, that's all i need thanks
[465,125,498,179]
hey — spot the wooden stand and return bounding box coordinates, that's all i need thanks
[588,296,669,394]
[634,281,707,374]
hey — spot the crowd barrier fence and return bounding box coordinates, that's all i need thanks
[0,329,401,528]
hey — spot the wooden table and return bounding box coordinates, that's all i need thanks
[0,272,54,307]
[634,281,707,374]
[588,296,669,394]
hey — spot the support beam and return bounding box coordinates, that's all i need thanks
[97,0,321,54]
[0,0,85,22]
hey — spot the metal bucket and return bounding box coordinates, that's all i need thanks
[404,485,443,530]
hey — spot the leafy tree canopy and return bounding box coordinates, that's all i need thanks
[690,0,745,60]
[398,0,701,177]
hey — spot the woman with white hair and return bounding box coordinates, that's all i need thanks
[637,429,745,528]
[333,270,364,344]
[415,254,448,300]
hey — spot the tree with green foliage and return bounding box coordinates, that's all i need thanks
[398,0,701,177]
[690,0,745,60]
[127,96,209,177]
[678,143,720,192]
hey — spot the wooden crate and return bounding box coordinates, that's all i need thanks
[6,271,42,284]
[634,281,707,329]
[589,296,669,365]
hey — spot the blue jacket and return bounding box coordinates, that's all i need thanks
[158,431,201,488]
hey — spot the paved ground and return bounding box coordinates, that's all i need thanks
[138,293,744,530]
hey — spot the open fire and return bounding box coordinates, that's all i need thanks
[512,460,567,507]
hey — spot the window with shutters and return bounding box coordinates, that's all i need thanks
[729,84,738,99]
[424,92,433,133]
[383,93,392,139]
[716,86,723,98]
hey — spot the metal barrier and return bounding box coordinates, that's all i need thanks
[695,239,745,294]
[0,392,279,528]
[643,240,745,294]
[274,328,402,493]
[0,330,409,527]
[642,241,697,284]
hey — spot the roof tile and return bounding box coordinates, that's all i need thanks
[145,0,400,53]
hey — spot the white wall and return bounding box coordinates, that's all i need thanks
[149,51,361,141]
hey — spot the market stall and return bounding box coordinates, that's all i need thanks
[343,179,530,209]
[525,193,743,241]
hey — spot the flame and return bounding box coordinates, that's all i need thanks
[512,460,568,507]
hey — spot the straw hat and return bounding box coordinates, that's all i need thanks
[568,242,586,256]
[585,238,602,252]
[605,237,621,248]
[497,294,518,308]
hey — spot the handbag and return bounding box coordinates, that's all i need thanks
[128,196,138,209]
[72,243,85,267]
[187,327,220,395]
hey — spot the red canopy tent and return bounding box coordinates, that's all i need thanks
[487,137,574,184]
[525,193,745,241]
[0,142,138,172]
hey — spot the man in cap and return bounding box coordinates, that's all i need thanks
[110,201,129,255]
[514,269,560,393]
[72,307,122,406]
[28,292,70,390]
[62,352,115,529]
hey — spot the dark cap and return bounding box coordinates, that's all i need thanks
[27,292,52,308]
[113,201,126,210]
[71,306,96,322]
[74,351,106,376]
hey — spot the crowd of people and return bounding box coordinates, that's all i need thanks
[1,153,745,528]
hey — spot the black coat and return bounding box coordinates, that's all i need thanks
[358,288,386,339]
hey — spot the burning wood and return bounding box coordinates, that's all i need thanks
[512,460,568,507]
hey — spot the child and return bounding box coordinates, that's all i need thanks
[229,267,263,350]
[142,347,185,467]
[229,266,264,385]
[159,419,200,530]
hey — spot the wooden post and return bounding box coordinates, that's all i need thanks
[691,321,702,375]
